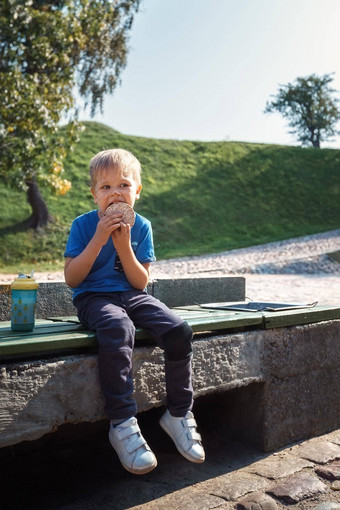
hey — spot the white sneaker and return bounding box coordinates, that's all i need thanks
[109,417,157,475]
[160,409,205,463]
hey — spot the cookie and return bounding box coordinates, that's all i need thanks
[105,202,136,227]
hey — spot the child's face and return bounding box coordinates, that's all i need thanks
[91,166,142,215]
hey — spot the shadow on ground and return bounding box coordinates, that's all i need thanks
[0,392,264,510]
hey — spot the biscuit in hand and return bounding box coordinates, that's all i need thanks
[105,202,136,227]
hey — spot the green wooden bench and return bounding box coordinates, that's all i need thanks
[1,303,340,360]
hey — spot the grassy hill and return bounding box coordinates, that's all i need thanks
[1,121,339,273]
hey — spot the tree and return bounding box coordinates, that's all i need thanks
[265,73,340,148]
[0,0,140,228]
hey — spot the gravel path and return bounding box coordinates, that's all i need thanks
[1,229,339,306]
[150,229,340,306]
[150,229,340,278]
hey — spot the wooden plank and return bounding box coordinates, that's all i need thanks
[0,310,263,360]
[47,309,237,322]
[1,305,339,360]
[0,330,97,358]
[262,306,340,329]
[173,305,217,312]
[188,313,263,332]
[197,303,340,329]
[47,316,80,324]
[47,309,263,330]
[0,321,86,340]
[167,310,242,321]
[48,309,252,323]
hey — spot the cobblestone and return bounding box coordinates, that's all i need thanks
[314,504,340,510]
[145,493,228,510]
[295,442,340,465]
[207,472,270,501]
[329,433,340,446]
[236,492,278,510]
[316,463,340,481]
[267,472,328,503]
[245,454,313,479]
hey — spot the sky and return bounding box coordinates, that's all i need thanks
[80,0,340,148]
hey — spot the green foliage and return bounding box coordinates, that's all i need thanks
[265,73,340,148]
[0,0,140,200]
[1,122,339,272]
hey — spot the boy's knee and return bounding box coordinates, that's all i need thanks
[161,321,193,361]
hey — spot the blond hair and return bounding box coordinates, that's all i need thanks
[90,148,142,186]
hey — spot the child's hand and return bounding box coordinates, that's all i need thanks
[111,222,131,251]
[95,212,123,246]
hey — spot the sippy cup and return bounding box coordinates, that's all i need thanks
[11,272,39,331]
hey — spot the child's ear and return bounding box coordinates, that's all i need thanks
[135,183,142,200]
[91,187,97,203]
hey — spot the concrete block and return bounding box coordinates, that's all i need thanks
[0,332,263,448]
[152,277,245,308]
[0,283,11,321]
[260,321,340,451]
[262,321,340,379]
[0,276,245,320]
[37,282,77,318]
[192,333,263,396]
[191,320,340,453]
[0,282,78,321]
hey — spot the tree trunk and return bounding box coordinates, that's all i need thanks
[310,130,320,148]
[24,180,53,229]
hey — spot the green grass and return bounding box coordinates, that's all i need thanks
[1,121,339,273]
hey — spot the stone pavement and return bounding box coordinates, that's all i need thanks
[130,428,340,510]
[1,397,340,510]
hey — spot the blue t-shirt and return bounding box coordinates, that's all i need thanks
[64,210,156,298]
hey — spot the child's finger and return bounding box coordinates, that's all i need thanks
[111,222,130,241]
[110,223,122,232]
[118,223,131,234]
[102,214,123,228]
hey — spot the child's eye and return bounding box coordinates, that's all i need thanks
[103,185,110,189]
[120,183,129,188]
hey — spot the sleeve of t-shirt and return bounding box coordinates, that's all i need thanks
[135,221,156,263]
[64,218,87,258]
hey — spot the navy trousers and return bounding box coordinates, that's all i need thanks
[74,290,194,421]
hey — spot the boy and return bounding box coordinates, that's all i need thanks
[64,148,205,475]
